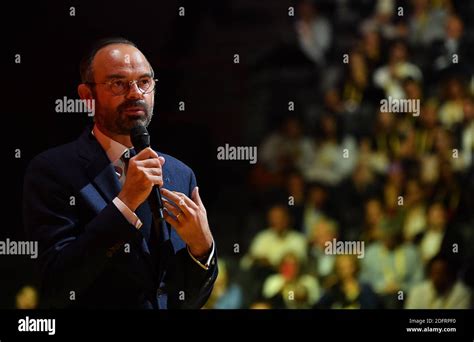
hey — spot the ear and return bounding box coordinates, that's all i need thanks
[78,83,93,101]
[78,84,96,115]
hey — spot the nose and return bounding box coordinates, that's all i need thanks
[126,81,143,100]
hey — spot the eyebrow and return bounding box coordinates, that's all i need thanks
[105,72,154,80]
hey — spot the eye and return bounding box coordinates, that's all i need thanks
[138,78,151,86]
[111,80,126,89]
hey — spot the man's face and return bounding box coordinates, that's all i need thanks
[90,44,154,135]
[268,206,289,233]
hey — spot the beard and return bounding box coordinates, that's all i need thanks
[95,99,154,135]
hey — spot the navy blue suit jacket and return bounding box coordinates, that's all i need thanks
[23,127,217,309]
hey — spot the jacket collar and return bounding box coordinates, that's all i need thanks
[77,125,121,203]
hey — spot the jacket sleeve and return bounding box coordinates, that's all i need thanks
[162,169,218,309]
[23,154,142,308]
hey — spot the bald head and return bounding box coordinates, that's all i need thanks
[91,44,153,84]
[77,38,156,140]
[80,38,153,83]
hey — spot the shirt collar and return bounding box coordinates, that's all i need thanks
[92,124,130,164]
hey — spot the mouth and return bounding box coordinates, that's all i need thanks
[123,107,146,115]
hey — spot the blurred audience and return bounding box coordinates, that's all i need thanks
[228,0,474,309]
[406,254,471,309]
[263,252,320,309]
[316,255,380,309]
[306,218,339,288]
[361,219,423,308]
[242,204,307,270]
[373,40,422,99]
[295,0,332,66]
[303,114,358,185]
[204,259,243,309]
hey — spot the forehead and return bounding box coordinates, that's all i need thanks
[91,43,151,79]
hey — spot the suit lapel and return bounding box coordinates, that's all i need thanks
[78,128,121,203]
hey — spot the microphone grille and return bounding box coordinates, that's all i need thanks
[130,124,150,151]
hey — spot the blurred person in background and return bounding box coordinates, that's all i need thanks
[257,116,314,190]
[286,171,306,232]
[295,0,332,66]
[306,218,339,289]
[430,158,462,214]
[240,205,307,308]
[402,179,427,242]
[407,0,448,47]
[302,182,328,236]
[373,40,423,99]
[203,259,242,309]
[438,77,466,129]
[360,29,383,72]
[336,161,382,240]
[361,218,423,308]
[406,254,471,309]
[361,197,386,244]
[242,204,307,270]
[431,14,472,73]
[361,0,407,40]
[315,255,380,309]
[304,114,358,186]
[417,202,448,264]
[402,78,424,112]
[263,252,320,309]
[358,137,389,174]
[382,162,405,217]
[372,110,399,160]
[415,99,439,157]
[340,50,372,114]
[339,50,383,137]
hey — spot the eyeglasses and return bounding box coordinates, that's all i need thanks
[86,77,158,96]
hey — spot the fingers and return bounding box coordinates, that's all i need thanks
[140,167,162,177]
[136,158,162,168]
[132,148,165,166]
[147,175,163,187]
[134,147,159,160]
[163,208,180,226]
[162,198,180,215]
[191,187,204,208]
[161,188,199,214]
[129,150,165,187]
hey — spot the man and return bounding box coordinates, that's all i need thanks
[23,37,217,309]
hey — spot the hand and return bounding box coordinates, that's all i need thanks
[161,187,213,259]
[118,147,165,211]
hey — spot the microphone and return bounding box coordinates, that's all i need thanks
[130,125,165,222]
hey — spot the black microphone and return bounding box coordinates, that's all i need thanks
[130,125,164,222]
